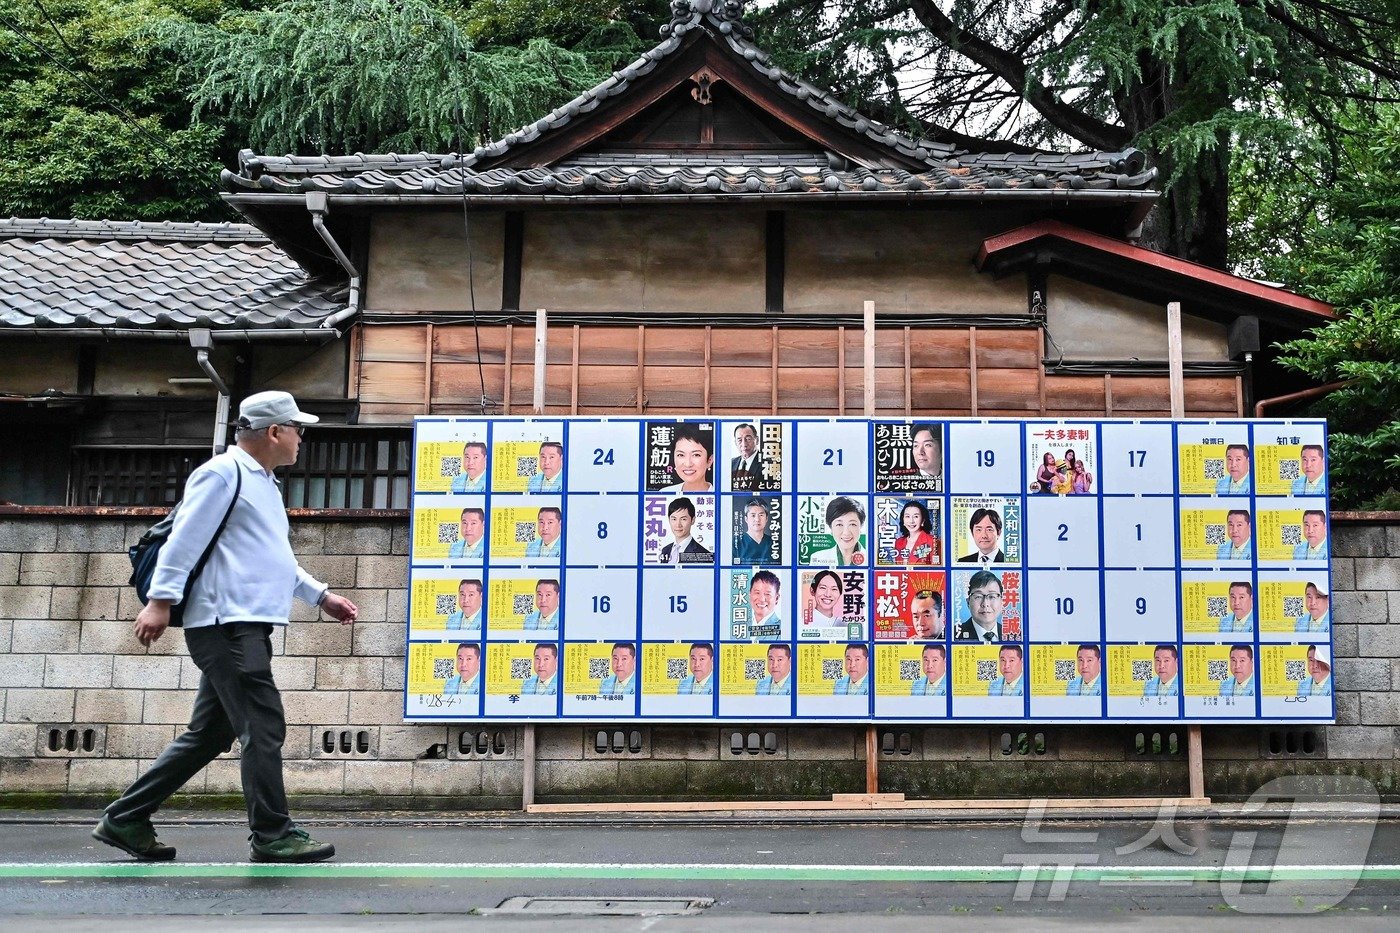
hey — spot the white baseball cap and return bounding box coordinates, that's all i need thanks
[237,391,320,430]
[1309,645,1331,668]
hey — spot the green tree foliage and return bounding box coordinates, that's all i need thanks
[158,0,656,154]
[1271,112,1400,509]
[0,0,235,220]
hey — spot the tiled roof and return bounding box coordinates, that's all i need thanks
[0,218,347,331]
[224,1,1155,200]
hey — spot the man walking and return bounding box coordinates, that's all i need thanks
[94,391,358,863]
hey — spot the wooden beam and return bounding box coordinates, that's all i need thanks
[1104,373,1114,415]
[863,300,875,417]
[521,725,536,811]
[865,726,878,795]
[533,308,547,414]
[347,325,362,401]
[968,326,979,416]
[637,325,646,413]
[837,326,845,416]
[423,322,434,414]
[903,326,912,414]
[502,323,513,413]
[703,325,712,413]
[771,325,779,414]
[570,324,580,415]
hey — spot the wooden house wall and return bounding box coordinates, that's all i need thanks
[353,323,1243,422]
[1047,276,1228,360]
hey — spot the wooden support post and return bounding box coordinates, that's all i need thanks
[502,324,513,413]
[521,724,536,811]
[968,326,979,415]
[422,322,434,414]
[1168,300,1206,800]
[533,308,547,413]
[863,300,879,794]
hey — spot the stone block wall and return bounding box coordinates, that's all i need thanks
[0,512,1395,805]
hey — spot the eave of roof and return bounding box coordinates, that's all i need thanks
[977,219,1334,326]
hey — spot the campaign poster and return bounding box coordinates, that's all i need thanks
[491,421,564,494]
[1254,424,1327,496]
[641,642,716,717]
[483,641,557,716]
[873,643,949,719]
[725,568,788,641]
[1029,643,1103,717]
[1106,644,1179,718]
[1183,643,1256,717]
[489,498,563,562]
[409,571,484,635]
[645,420,716,492]
[1259,644,1312,696]
[948,568,1023,642]
[871,570,946,641]
[730,495,783,565]
[1181,573,1255,638]
[797,569,867,641]
[642,493,716,565]
[406,642,481,716]
[950,496,1021,565]
[562,642,636,715]
[414,420,489,494]
[950,643,1025,716]
[1257,501,1329,562]
[412,497,486,562]
[873,421,943,493]
[794,643,871,717]
[1178,498,1253,563]
[797,494,869,566]
[1031,644,1085,696]
[486,573,560,636]
[1025,423,1096,495]
[717,643,794,719]
[873,496,942,566]
[1176,423,1251,496]
[1258,574,1330,637]
[1259,644,1331,718]
[725,420,785,492]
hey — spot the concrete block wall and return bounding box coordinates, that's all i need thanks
[0,513,1396,804]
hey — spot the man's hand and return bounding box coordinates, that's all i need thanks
[321,592,359,625]
[135,600,172,647]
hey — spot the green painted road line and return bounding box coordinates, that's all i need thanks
[0,863,1398,882]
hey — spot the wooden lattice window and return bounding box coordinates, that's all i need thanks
[69,445,208,507]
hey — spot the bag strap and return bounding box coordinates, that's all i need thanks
[182,466,243,602]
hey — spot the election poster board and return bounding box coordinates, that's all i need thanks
[404,416,1332,724]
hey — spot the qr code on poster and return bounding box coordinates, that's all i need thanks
[1204,459,1225,480]
[433,659,454,679]
[438,523,459,543]
[1283,596,1305,616]
[439,457,462,477]
[1285,660,1307,680]
[514,522,536,543]
[1205,524,1226,546]
[822,660,843,680]
[1278,461,1300,480]
[1207,660,1229,680]
[588,659,610,679]
[435,595,457,615]
[744,659,766,680]
[1282,526,1302,546]
[1131,660,1153,681]
[976,660,998,681]
[512,594,534,615]
[1054,660,1076,681]
[667,659,689,679]
[1206,596,1228,617]
[899,660,920,681]
[510,659,532,679]
[517,457,538,477]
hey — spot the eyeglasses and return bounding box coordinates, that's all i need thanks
[278,423,305,437]
[968,590,1002,604]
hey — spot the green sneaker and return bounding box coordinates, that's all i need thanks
[92,814,176,861]
[249,828,335,863]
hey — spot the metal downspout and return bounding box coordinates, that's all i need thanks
[306,191,361,330]
[189,328,231,454]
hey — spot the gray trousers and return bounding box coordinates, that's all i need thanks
[106,623,294,844]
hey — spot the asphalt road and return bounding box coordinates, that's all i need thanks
[0,811,1395,929]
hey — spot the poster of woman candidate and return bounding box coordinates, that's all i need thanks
[873,496,942,566]
[1025,423,1096,495]
[798,569,867,641]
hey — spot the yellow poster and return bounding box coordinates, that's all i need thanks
[1030,644,1078,696]
[874,643,931,697]
[1260,644,1311,696]
[1179,508,1239,562]
[643,643,695,695]
[487,576,553,632]
[492,440,545,493]
[407,642,461,695]
[1107,644,1167,697]
[489,505,543,559]
[412,506,484,562]
[1181,580,1237,634]
[1255,444,1302,497]
[485,642,541,695]
[797,643,850,696]
[1183,644,1234,697]
[1259,579,1311,633]
[415,441,478,493]
[410,576,480,632]
[1178,442,1228,495]
[951,643,1002,697]
[563,643,613,696]
[720,643,778,695]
